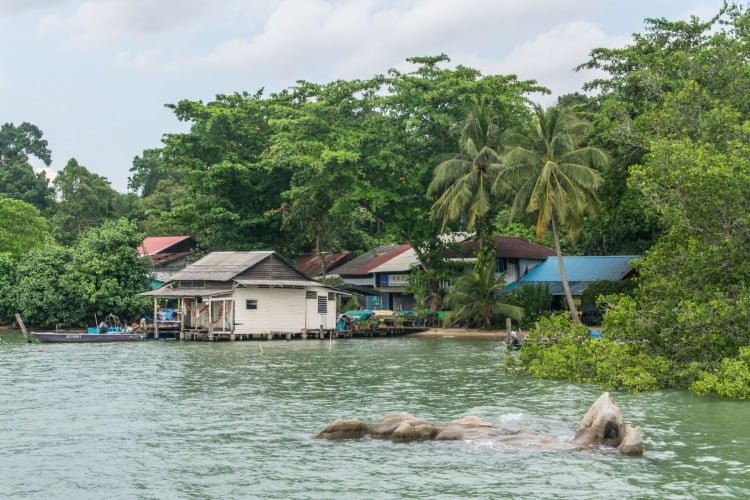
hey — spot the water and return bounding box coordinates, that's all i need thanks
[1,332,748,499]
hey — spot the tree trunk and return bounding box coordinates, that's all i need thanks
[315,233,327,281]
[551,216,580,323]
[475,215,495,275]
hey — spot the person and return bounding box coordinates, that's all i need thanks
[98,320,108,333]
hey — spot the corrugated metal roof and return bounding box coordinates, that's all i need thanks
[369,247,420,273]
[328,244,399,276]
[151,251,191,267]
[139,287,234,297]
[294,252,353,276]
[235,279,321,287]
[505,256,640,295]
[168,251,273,281]
[139,236,194,256]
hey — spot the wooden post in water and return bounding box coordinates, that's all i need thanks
[506,317,512,348]
[178,297,184,341]
[14,313,30,343]
[154,298,160,339]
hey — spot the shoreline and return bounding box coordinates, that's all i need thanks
[408,328,519,340]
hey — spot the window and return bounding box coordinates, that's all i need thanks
[328,292,335,301]
[317,296,327,314]
[306,291,317,299]
[495,258,507,274]
[246,299,258,310]
[179,280,205,288]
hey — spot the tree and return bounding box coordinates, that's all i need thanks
[0,122,51,165]
[51,158,125,244]
[0,122,54,211]
[62,218,151,323]
[501,105,607,322]
[444,265,523,330]
[136,91,288,251]
[0,196,52,259]
[12,219,151,327]
[14,246,79,327]
[266,78,396,262]
[428,99,508,273]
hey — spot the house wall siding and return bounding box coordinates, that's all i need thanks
[233,286,336,334]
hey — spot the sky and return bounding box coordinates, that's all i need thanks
[0,0,725,192]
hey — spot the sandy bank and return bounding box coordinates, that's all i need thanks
[408,328,521,340]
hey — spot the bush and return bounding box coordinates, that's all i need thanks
[516,313,672,392]
[690,347,750,399]
[504,283,552,329]
[581,280,636,306]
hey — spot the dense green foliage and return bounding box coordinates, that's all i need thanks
[504,283,552,329]
[0,122,54,211]
[428,99,507,272]
[691,347,750,399]
[444,266,523,330]
[509,5,750,398]
[3,4,750,398]
[0,196,51,259]
[510,314,671,393]
[5,220,151,327]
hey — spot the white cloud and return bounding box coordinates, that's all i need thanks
[482,21,629,103]
[37,0,214,50]
[0,0,67,15]
[112,0,604,86]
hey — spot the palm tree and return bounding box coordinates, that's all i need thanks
[444,265,523,330]
[428,99,508,273]
[499,105,608,322]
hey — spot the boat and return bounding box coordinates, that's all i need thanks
[31,314,144,343]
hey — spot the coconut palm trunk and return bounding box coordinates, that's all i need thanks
[551,217,579,322]
[475,215,496,274]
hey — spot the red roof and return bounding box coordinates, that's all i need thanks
[139,236,194,256]
[459,236,556,260]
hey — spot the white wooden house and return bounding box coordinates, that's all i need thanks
[141,251,342,340]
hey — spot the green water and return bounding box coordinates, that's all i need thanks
[1,331,748,499]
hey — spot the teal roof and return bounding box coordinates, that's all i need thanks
[506,256,639,295]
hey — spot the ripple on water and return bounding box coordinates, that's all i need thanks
[1,334,749,499]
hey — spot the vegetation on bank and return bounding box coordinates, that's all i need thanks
[1,5,749,397]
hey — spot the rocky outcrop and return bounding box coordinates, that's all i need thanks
[315,392,643,456]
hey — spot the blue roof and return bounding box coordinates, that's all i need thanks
[505,256,640,295]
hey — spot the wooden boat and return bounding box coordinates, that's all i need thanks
[31,331,144,343]
[31,314,144,343]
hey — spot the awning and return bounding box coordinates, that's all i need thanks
[234,279,320,287]
[139,287,234,298]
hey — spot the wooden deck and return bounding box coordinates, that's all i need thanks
[178,326,427,342]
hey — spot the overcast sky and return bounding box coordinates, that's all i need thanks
[0,0,724,192]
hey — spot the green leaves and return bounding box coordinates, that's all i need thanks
[0,196,51,260]
[5,219,151,327]
[444,265,522,330]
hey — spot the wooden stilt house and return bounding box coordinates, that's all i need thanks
[140,251,344,340]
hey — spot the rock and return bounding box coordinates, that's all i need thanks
[574,392,626,447]
[316,418,368,440]
[618,426,643,456]
[315,392,643,455]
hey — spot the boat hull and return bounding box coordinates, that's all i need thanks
[31,332,144,343]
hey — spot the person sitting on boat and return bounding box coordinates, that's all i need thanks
[98,320,108,333]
